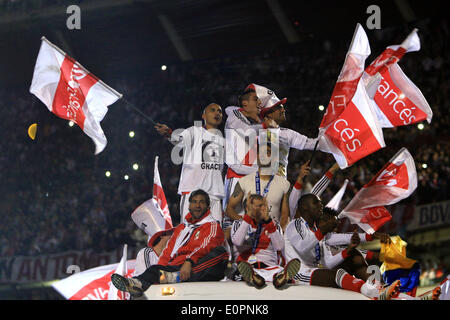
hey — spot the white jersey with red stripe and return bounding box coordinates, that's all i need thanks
[231,214,284,267]
[170,125,225,199]
[224,106,263,177]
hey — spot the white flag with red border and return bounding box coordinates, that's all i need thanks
[338,148,418,233]
[363,29,432,128]
[323,78,385,169]
[52,258,135,300]
[30,37,122,154]
[107,244,129,300]
[319,23,371,130]
[152,156,172,229]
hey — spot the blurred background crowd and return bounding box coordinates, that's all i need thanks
[0,2,448,293]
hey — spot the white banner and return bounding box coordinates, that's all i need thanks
[406,200,450,231]
[0,247,138,284]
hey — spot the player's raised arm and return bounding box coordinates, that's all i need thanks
[289,161,311,219]
[225,182,245,221]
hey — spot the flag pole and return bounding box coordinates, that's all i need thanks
[122,98,157,126]
[309,139,320,168]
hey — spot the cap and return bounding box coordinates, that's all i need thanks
[246,83,287,118]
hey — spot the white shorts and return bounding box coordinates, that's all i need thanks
[293,264,319,286]
[253,266,284,282]
[180,193,223,225]
[133,247,155,277]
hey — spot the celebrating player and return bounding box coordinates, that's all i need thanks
[154,103,225,224]
[231,194,300,289]
[111,190,228,297]
[284,194,401,300]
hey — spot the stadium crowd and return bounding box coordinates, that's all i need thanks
[0,18,448,262]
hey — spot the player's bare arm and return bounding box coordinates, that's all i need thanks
[225,182,245,221]
[328,162,340,175]
[154,123,171,137]
[280,192,290,231]
[297,160,311,183]
[180,260,192,281]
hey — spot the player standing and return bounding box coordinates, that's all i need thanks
[154,103,225,224]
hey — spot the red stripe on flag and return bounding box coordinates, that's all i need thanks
[365,161,409,190]
[52,57,97,129]
[365,47,406,76]
[374,69,428,127]
[320,78,359,129]
[325,100,383,167]
[360,206,392,232]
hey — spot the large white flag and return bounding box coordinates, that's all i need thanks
[319,23,371,130]
[363,29,432,128]
[323,78,385,169]
[339,148,418,233]
[108,245,129,300]
[30,37,122,154]
[152,156,172,229]
[52,257,135,300]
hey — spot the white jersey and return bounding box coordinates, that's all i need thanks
[237,172,291,222]
[171,126,225,199]
[224,106,330,178]
[284,218,324,269]
[321,232,371,268]
[273,128,330,177]
[224,106,263,176]
[289,170,335,219]
[231,214,284,267]
[285,219,372,269]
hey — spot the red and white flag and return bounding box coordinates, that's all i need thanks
[323,78,385,169]
[30,37,122,154]
[152,156,172,229]
[108,245,129,300]
[363,29,432,128]
[131,156,173,246]
[52,256,135,300]
[339,148,418,233]
[319,23,371,130]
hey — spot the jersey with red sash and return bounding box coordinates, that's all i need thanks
[158,210,224,266]
[231,214,284,267]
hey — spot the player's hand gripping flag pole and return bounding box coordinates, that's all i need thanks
[30,37,157,154]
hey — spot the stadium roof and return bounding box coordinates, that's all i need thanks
[0,0,446,86]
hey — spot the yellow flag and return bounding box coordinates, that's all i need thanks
[380,235,417,273]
